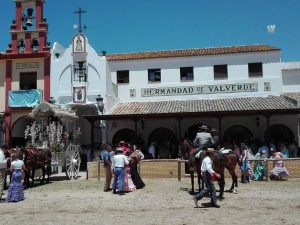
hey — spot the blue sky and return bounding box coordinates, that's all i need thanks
[0,0,300,62]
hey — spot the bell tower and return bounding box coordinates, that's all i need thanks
[0,0,51,146]
[7,0,50,54]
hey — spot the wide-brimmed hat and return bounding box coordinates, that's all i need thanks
[116,147,124,152]
[199,125,209,130]
[120,140,126,144]
[211,128,218,133]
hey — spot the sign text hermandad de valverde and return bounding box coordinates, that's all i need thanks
[141,82,258,97]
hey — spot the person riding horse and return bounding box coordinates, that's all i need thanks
[190,125,215,171]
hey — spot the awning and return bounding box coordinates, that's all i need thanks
[84,94,300,122]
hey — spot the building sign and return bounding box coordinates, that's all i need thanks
[141,82,258,97]
[16,62,39,69]
[264,82,271,91]
[73,86,86,103]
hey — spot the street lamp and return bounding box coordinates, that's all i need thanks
[95,95,105,154]
[96,95,104,114]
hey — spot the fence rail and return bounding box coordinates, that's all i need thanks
[87,158,300,180]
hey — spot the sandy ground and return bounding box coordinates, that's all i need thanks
[1,172,300,225]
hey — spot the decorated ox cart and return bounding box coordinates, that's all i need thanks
[25,101,81,180]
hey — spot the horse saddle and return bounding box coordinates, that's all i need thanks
[195,150,204,158]
[220,148,232,154]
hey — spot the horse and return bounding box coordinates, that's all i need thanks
[21,147,52,187]
[180,140,203,194]
[182,139,241,199]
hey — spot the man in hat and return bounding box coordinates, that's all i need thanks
[190,125,215,170]
[193,148,221,208]
[102,145,113,192]
[111,147,129,195]
[0,144,9,199]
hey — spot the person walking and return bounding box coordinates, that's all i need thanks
[192,148,221,208]
[6,153,26,202]
[111,147,129,195]
[0,144,9,200]
[102,145,113,192]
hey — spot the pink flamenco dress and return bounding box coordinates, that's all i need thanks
[271,152,289,179]
[123,164,136,192]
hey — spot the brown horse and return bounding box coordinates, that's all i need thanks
[180,140,203,194]
[182,139,241,199]
[21,147,52,187]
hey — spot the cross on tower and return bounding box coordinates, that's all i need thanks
[74,7,87,33]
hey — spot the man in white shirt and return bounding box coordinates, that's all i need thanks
[111,147,129,195]
[0,144,9,199]
[193,148,221,208]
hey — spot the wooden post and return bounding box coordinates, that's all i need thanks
[98,160,100,181]
[265,159,269,181]
[178,160,181,181]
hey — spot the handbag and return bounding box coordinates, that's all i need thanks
[211,173,218,181]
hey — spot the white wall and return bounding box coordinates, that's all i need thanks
[282,62,300,92]
[108,51,282,102]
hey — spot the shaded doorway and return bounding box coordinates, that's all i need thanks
[148,127,177,159]
[112,128,135,146]
[264,124,294,145]
[223,125,253,146]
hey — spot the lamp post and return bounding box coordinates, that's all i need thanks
[96,95,104,153]
[96,95,104,115]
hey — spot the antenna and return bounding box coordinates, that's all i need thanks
[267,24,275,45]
[74,7,87,33]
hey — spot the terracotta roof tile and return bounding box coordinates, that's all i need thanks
[105,45,280,61]
[110,96,297,116]
[282,92,300,107]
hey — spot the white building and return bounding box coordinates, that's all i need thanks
[51,32,300,158]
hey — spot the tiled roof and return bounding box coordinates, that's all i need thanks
[110,95,297,116]
[282,92,300,107]
[105,45,280,61]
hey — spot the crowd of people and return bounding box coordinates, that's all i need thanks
[100,142,145,196]
[188,125,298,208]
[0,125,298,207]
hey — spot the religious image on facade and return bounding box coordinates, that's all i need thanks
[73,34,85,53]
[73,86,86,103]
